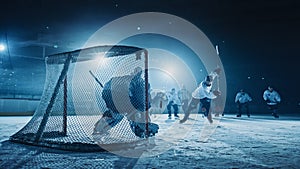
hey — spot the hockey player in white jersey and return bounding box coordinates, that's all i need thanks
[263,86,281,118]
[166,88,181,119]
[180,67,221,123]
[235,89,252,117]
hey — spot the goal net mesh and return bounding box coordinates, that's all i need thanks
[10,45,152,151]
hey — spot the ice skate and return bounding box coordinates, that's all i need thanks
[207,113,213,124]
[179,117,187,123]
[179,111,190,123]
[272,113,279,118]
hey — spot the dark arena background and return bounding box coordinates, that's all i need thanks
[1,0,300,168]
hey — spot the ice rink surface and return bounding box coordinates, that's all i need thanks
[1,114,300,168]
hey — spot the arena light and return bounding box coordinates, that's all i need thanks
[0,44,5,51]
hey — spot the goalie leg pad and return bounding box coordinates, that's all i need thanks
[130,121,159,138]
[103,110,124,127]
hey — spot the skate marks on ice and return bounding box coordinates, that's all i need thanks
[211,116,300,168]
[0,140,142,169]
[140,113,203,157]
[134,115,300,168]
[1,116,300,168]
[139,113,222,157]
[0,117,140,168]
[134,115,267,168]
[198,116,222,143]
[0,116,31,143]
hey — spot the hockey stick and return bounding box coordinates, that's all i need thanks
[216,67,220,92]
[89,70,104,88]
[215,45,221,92]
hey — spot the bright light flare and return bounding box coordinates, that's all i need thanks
[0,44,5,51]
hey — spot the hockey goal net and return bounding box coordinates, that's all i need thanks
[10,45,155,151]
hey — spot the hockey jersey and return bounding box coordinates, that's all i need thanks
[235,92,252,104]
[263,90,281,105]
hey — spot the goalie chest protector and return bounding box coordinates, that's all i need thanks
[102,74,149,114]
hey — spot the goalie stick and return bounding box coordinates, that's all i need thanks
[89,70,104,88]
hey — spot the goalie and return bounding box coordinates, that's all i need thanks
[93,67,159,138]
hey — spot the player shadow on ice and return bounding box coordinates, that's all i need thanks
[164,119,175,123]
